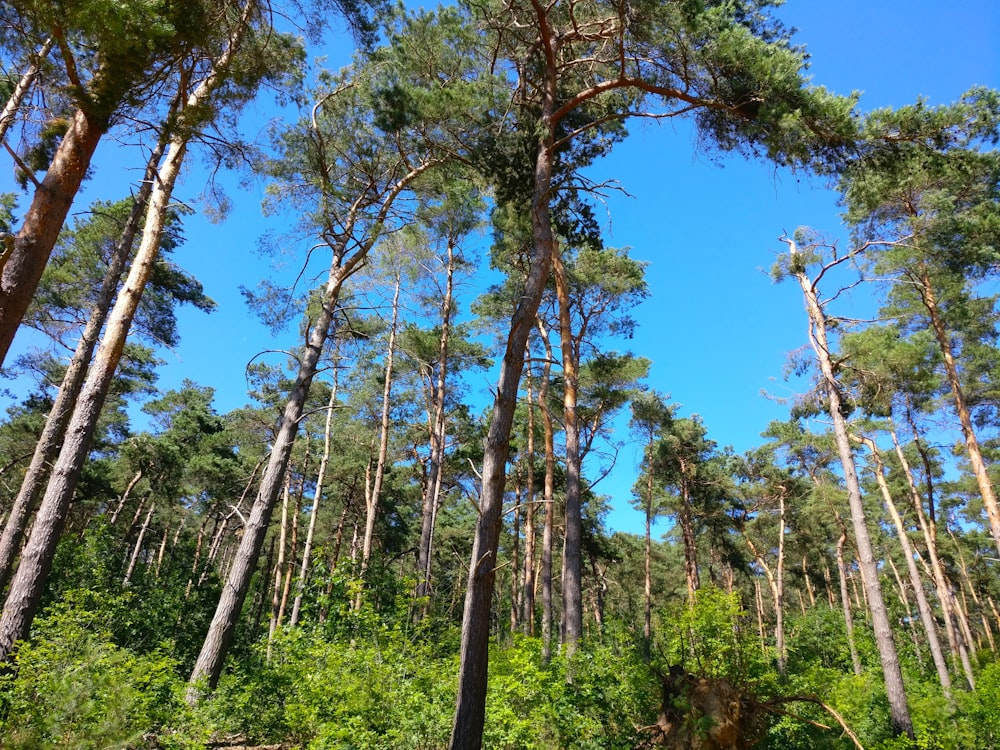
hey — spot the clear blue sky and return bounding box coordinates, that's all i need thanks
[2,2,998,535]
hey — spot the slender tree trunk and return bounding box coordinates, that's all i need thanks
[644,468,653,642]
[123,502,155,586]
[109,470,144,526]
[836,526,863,675]
[803,556,816,608]
[889,423,974,688]
[290,381,338,627]
[536,322,556,663]
[754,578,767,654]
[359,272,401,580]
[552,252,583,653]
[0,38,54,146]
[267,478,291,660]
[416,242,455,607]
[788,238,913,737]
[0,141,164,592]
[188,136,433,698]
[917,268,1000,557]
[745,493,786,673]
[521,374,536,636]
[856,434,952,699]
[449,72,556,748]
[678,462,700,598]
[510,488,521,635]
[155,524,169,578]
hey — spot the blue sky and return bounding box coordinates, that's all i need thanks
[2,1,998,535]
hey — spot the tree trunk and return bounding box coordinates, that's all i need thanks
[788,238,913,737]
[521,373,536,636]
[552,251,582,652]
[449,73,556,749]
[678,461,700,598]
[416,242,455,608]
[889,422,974,689]
[536,321,557,663]
[290,381,338,627]
[187,119,433,697]
[359,272,402,582]
[917,267,1000,558]
[0,103,106,364]
[510,487,521,635]
[644,468,653,642]
[836,525,863,675]
[0,141,164,593]
[0,92,199,660]
[123,502,155,586]
[267,478,291,660]
[0,38,54,145]
[855,434,952,699]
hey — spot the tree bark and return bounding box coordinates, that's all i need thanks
[0,38,54,146]
[416,242,455,608]
[678,459,700,598]
[448,70,556,748]
[552,251,582,652]
[855,433,952,699]
[787,237,913,737]
[536,320,557,663]
[290,381,338,627]
[0,101,108,363]
[0,141,164,592]
[0,108,189,661]
[359,272,401,581]
[889,422,974,688]
[521,373,536,636]
[188,110,436,697]
[917,267,1000,558]
[123,502,155,586]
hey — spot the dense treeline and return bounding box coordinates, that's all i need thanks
[0,1,998,748]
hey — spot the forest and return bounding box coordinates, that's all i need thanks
[0,0,998,748]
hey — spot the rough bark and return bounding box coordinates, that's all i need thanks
[787,237,913,737]
[0,99,106,363]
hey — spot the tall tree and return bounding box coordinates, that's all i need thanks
[630,390,673,642]
[779,233,914,737]
[840,89,1000,558]
[188,8,494,694]
[450,0,858,742]
[0,0,272,663]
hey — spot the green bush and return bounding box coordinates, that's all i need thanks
[0,589,184,749]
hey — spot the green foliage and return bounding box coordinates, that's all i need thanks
[0,589,184,749]
[657,586,767,686]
